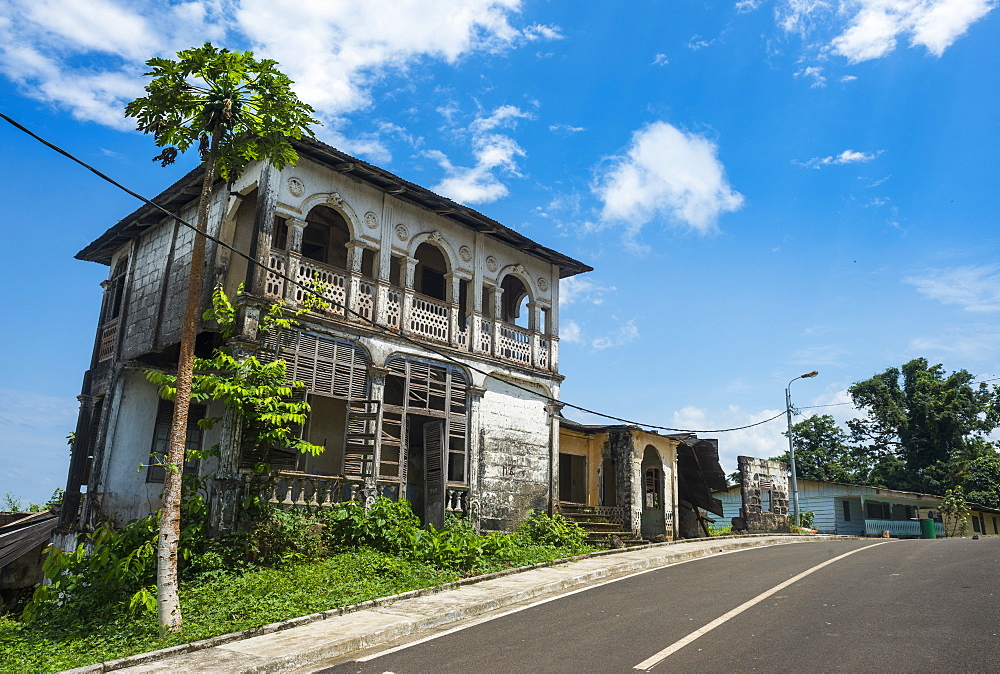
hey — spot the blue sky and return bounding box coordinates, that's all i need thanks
[1,0,998,506]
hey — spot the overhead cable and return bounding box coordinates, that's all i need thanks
[1,111,790,435]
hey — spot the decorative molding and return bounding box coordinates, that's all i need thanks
[328,192,345,206]
[514,264,526,276]
[429,230,445,244]
[364,211,379,229]
[486,256,498,273]
[537,277,548,292]
[459,245,472,263]
[395,223,409,241]
[286,177,304,197]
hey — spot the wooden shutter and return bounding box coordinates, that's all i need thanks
[343,400,379,478]
[424,421,445,528]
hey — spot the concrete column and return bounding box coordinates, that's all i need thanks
[491,287,504,358]
[401,256,417,335]
[287,218,307,253]
[345,240,366,320]
[445,273,461,347]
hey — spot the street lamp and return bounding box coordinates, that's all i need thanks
[786,370,819,527]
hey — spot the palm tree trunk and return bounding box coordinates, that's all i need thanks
[157,127,222,634]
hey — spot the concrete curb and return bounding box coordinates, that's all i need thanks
[64,534,863,673]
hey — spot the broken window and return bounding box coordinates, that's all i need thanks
[381,358,468,488]
[260,329,369,400]
[146,399,206,483]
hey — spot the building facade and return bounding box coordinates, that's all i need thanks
[61,138,591,535]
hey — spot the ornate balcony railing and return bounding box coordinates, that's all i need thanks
[445,486,470,517]
[498,323,531,365]
[262,247,557,373]
[410,293,449,343]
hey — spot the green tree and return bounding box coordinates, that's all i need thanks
[848,358,999,492]
[963,453,1000,509]
[776,414,868,483]
[126,42,317,634]
[940,486,971,537]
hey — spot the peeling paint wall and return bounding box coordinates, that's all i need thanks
[737,455,790,534]
[477,376,552,532]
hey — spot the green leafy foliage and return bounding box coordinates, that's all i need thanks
[779,415,870,483]
[848,358,1000,492]
[125,42,318,181]
[940,486,971,537]
[514,510,589,550]
[963,455,1000,509]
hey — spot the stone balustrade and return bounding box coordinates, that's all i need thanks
[264,248,557,372]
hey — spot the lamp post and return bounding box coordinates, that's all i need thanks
[786,370,818,526]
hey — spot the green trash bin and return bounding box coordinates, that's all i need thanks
[920,518,937,539]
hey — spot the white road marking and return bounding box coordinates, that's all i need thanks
[356,544,770,663]
[632,541,889,671]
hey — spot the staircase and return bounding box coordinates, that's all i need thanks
[559,503,644,547]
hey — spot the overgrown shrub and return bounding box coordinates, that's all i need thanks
[515,511,588,550]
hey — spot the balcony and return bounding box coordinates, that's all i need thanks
[263,248,557,372]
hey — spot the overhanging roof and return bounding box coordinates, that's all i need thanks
[76,137,593,279]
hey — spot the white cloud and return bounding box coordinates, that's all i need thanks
[778,0,995,62]
[672,405,787,475]
[795,65,827,86]
[594,121,744,236]
[0,0,548,137]
[548,123,586,134]
[591,319,639,350]
[560,319,583,343]
[522,23,563,41]
[736,0,763,11]
[910,326,1000,363]
[428,104,530,204]
[652,53,669,65]
[840,74,859,81]
[906,265,1000,312]
[795,148,883,168]
[559,276,616,306]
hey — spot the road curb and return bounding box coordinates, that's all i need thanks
[64,535,863,673]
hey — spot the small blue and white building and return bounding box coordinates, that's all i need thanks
[715,478,945,537]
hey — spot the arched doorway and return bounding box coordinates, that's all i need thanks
[640,445,665,540]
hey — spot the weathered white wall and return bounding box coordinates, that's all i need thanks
[476,375,552,532]
[94,370,221,526]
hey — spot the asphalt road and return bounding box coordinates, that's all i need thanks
[310,538,1000,673]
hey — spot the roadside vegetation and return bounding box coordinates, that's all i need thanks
[0,499,591,673]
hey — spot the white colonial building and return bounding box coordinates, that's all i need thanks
[61,138,591,534]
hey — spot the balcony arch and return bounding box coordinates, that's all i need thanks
[496,265,537,329]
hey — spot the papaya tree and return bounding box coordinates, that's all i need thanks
[125,43,317,634]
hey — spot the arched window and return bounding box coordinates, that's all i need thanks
[302,205,350,269]
[413,242,449,300]
[500,274,530,328]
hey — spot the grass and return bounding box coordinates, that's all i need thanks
[0,550,456,673]
[0,543,590,673]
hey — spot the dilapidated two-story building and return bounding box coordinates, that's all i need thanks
[61,137,591,535]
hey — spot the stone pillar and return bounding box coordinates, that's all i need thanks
[346,240,365,321]
[287,218,307,253]
[467,385,487,532]
[208,338,254,537]
[527,302,542,368]
[546,401,564,514]
[445,272,461,347]
[401,256,417,335]
[491,287,504,358]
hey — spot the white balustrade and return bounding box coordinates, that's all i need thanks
[410,293,450,342]
[294,258,346,317]
[498,323,532,365]
[265,251,287,299]
[355,279,375,322]
[445,486,469,517]
[476,317,493,354]
[385,289,402,329]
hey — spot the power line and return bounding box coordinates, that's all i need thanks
[1,111,787,436]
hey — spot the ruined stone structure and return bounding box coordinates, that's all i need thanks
[733,456,791,534]
[61,138,591,535]
[557,421,727,542]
